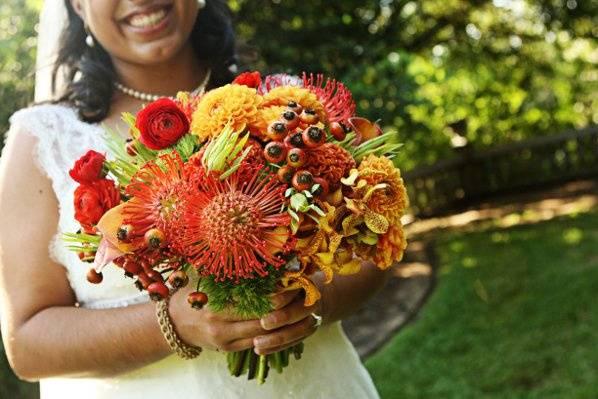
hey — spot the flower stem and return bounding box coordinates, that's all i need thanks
[257,354,268,385]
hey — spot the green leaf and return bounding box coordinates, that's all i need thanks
[290,193,308,212]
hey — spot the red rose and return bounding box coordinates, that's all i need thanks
[69,150,106,184]
[135,98,190,150]
[233,71,262,89]
[74,179,121,227]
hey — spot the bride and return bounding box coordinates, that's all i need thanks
[0,1,388,398]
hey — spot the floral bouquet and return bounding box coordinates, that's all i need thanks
[63,71,408,384]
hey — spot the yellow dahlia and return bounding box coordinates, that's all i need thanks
[262,86,327,124]
[355,155,408,218]
[190,84,263,141]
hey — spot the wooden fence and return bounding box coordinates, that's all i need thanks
[403,126,598,218]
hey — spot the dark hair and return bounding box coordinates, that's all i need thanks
[53,1,238,122]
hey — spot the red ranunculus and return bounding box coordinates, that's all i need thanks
[74,179,121,227]
[135,98,190,150]
[232,71,262,89]
[69,150,106,184]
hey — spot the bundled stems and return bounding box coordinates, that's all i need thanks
[225,343,304,384]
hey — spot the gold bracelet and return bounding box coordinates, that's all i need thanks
[155,293,202,360]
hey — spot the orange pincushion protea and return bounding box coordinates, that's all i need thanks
[122,152,194,248]
[302,73,356,124]
[355,155,408,218]
[261,86,327,125]
[190,84,263,141]
[305,143,356,190]
[173,163,292,281]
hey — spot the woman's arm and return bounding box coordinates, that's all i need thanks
[0,129,275,381]
[253,261,390,355]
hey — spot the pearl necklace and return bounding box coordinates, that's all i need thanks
[114,69,212,102]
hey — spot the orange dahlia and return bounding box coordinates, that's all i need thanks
[355,155,408,218]
[305,143,356,190]
[261,86,327,125]
[173,163,292,281]
[190,84,263,141]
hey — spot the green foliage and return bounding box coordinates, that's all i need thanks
[198,267,283,318]
[234,0,598,170]
[0,0,41,148]
[366,211,598,398]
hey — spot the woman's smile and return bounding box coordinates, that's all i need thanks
[119,2,175,38]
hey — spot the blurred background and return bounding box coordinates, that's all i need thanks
[1,0,597,397]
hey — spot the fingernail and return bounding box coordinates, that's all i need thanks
[254,336,267,347]
[261,317,274,330]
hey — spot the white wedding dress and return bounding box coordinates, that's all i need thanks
[6,103,381,399]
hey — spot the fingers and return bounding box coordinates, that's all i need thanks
[270,289,301,310]
[219,337,255,353]
[254,338,304,356]
[226,319,269,341]
[253,317,317,355]
[260,296,314,331]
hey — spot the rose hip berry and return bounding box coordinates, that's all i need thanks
[167,270,189,289]
[264,142,287,163]
[329,122,347,141]
[302,126,326,148]
[292,170,314,191]
[144,228,165,250]
[277,165,296,184]
[266,121,287,141]
[188,291,209,309]
[287,148,307,168]
[281,110,300,130]
[117,224,134,242]
[286,101,303,115]
[148,282,170,301]
[87,269,103,284]
[299,108,319,125]
[289,131,305,148]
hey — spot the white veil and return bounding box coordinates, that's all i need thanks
[35,0,68,102]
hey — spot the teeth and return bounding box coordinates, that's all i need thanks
[129,9,167,28]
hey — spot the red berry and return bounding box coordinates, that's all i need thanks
[87,269,103,284]
[302,126,326,148]
[286,101,303,115]
[123,260,142,275]
[277,165,296,184]
[264,142,287,163]
[148,282,170,301]
[281,110,300,130]
[287,148,307,168]
[299,108,319,125]
[137,272,153,289]
[144,228,165,250]
[167,270,189,289]
[78,252,85,260]
[312,177,330,197]
[126,139,138,156]
[187,291,209,309]
[266,121,288,141]
[146,269,164,282]
[117,224,133,242]
[292,170,314,191]
[329,122,347,141]
[288,131,305,148]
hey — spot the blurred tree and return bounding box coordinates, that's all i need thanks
[0,0,40,149]
[232,0,598,169]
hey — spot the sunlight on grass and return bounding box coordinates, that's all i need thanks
[366,211,598,399]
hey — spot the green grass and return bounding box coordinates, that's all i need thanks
[366,211,598,399]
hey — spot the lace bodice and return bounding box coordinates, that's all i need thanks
[5,103,380,399]
[8,104,148,309]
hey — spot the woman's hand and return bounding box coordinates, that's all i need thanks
[252,288,325,356]
[168,286,299,353]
